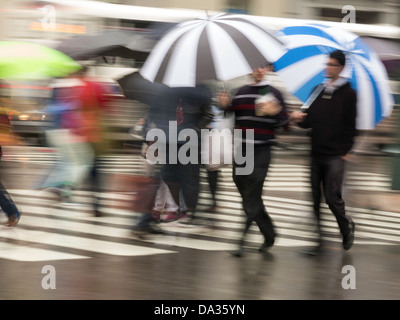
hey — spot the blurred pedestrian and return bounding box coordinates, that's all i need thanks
[76,70,115,216]
[38,77,94,203]
[202,104,235,212]
[0,103,21,227]
[218,63,289,257]
[131,116,165,237]
[159,85,213,225]
[290,50,357,254]
[131,84,213,237]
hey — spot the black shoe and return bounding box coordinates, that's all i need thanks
[94,210,102,217]
[258,238,275,252]
[300,245,322,256]
[146,224,164,234]
[259,230,276,252]
[343,221,355,251]
[230,247,244,257]
[132,225,164,238]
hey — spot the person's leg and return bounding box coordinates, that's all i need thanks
[323,156,354,249]
[232,145,275,255]
[206,169,219,208]
[90,157,102,216]
[310,155,324,242]
[0,181,21,227]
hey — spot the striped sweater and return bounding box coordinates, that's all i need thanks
[230,82,289,145]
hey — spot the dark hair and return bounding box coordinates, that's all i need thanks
[329,50,346,66]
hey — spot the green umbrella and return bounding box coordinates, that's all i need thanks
[0,41,82,79]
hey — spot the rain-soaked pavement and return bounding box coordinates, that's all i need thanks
[0,145,399,302]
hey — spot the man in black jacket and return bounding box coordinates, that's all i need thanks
[291,50,357,253]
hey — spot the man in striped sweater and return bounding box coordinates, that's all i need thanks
[218,64,289,256]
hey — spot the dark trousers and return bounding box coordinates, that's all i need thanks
[161,143,201,214]
[0,181,20,219]
[310,154,352,237]
[89,157,101,211]
[206,169,219,207]
[162,162,200,212]
[233,144,275,245]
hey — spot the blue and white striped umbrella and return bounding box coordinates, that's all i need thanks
[273,24,394,130]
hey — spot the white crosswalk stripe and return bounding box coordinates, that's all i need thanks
[0,151,398,262]
[3,150,393,191]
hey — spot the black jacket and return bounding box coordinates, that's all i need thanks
[298,81,357,156]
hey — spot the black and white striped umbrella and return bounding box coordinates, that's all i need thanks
[139,13,287,87]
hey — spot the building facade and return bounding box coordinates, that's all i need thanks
[105,0,400,25]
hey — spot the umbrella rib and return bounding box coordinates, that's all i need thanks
[218,15,284,46]
[196,26,217,83]
[214,22,270,68]
[153,35,184,84]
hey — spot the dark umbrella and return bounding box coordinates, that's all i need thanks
[117,70,212,133]
[56,30,155,62]
[117,70,167,106]
[56,22,177,62]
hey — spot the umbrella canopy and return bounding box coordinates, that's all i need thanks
[361,37,400,74]
[273,24,394,130]
[56,28,170,62]
[139,13,286,87]
[0,41,81,79]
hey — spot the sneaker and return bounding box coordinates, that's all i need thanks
[161,210,181,223]
[343,221,355,251]
[5,215,20,227]
[151,211,162,223]
[178,213,194,225]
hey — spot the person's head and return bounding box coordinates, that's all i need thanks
[326,50,346,80]
[251,63,270,83]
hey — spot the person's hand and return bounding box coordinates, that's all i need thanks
[341,153,356,162]
[255,101,282,116]
[216,91,231,108]
[290,111,307,122]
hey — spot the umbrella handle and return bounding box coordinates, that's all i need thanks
[300,84,325,112]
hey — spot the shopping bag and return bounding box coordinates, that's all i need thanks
[130,175,160,214]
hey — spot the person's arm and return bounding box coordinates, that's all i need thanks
[216,91,232,110]
[197,85,214,130]
[290,110,309,128]
[341,88,358,156]
[270,88,289,128]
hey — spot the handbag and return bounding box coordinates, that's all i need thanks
[202,106,234,171]
[111,173,160,214]
[130,175,160,214]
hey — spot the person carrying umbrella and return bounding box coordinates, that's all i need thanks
[290,50,357,254]
[218,63,289,257]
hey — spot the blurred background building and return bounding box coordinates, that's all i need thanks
[2,0,399,42]
[0,0,399,148]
